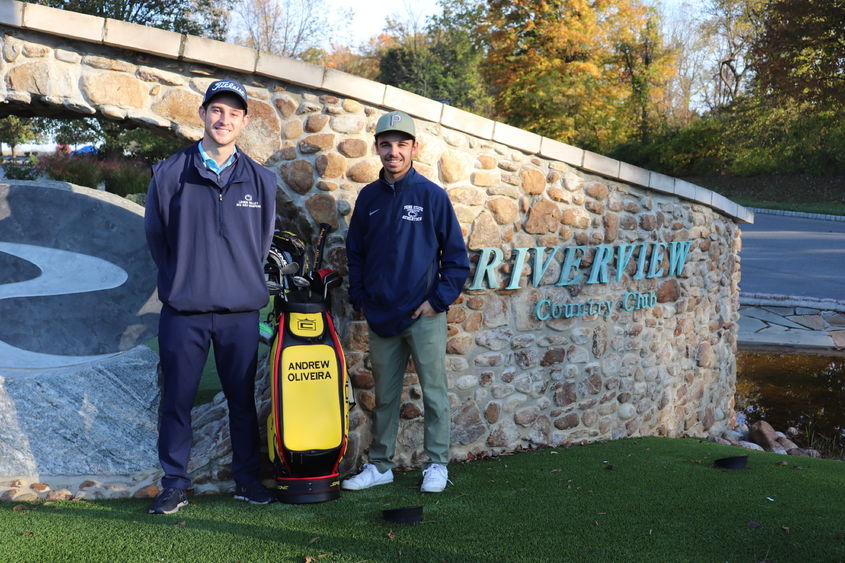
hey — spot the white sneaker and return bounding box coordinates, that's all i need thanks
[420,463,449,493]
[341,463,393,490]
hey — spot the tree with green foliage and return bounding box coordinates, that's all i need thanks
[30,0,229,167]
[44,118,183,164]
[614,6,676,143]
[0,116,47,180]
[376,0,491,114]
[48,118,101,150]
[32,0,231,39]
[0,116,47,158]
[611,0,845,180]
[377,32,437,98]
[751,0,845,107]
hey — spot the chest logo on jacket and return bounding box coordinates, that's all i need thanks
[402,205,423,222]
[236,194,261,209]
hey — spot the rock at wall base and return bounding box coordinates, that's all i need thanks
[0,346,161,477]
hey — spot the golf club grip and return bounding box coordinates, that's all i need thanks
[312,223,331,272]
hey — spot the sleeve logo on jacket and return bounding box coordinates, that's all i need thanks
[236,194,261,209]
[402,205,423,222]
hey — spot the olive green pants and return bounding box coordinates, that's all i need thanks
[367,313,450,472]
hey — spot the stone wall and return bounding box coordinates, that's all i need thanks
[343,161,742,467]
[0,2,748,496]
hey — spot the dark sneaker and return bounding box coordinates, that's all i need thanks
[148,487,188,515]
[233,481,275,504]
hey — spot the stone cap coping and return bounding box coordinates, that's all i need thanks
[740,293,845,314]
[749,207,845,223]
[1,0,753,224]
[0,179,145,216]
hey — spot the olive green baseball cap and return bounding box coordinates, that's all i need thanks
[375,110,416,139]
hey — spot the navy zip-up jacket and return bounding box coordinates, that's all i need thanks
[346,166,469,337]
[144,143,276,313]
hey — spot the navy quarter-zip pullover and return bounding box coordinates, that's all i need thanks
[145,143,277,313]
[346,166,469,337]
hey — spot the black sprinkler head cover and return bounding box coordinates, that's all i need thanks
[713,455,748,470]
[382,505,423,525]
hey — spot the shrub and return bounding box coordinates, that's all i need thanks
[124,192,147,207]
[36,152,151,198]
[657,118,729,176]
[609,95,845,179]
[2,156,40,180]
[39,152,103,187]
[100,158,150,197]
[609,117,729,177]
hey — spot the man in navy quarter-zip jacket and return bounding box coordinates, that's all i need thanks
[343,110,469,494]
[144,80,276,514]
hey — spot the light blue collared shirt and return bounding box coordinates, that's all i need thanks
[197,141,237,175]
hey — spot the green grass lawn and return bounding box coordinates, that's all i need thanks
[59,183,841,563]
[2,437,843,562]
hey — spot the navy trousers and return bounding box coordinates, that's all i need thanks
[157,305,261,489]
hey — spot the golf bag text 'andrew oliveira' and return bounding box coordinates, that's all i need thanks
[264,225,353,503]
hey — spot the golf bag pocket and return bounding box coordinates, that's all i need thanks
[278,342,341,450]
[286,311,325,341]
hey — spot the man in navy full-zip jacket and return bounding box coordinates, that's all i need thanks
[342,110,469,494]
[144,80,276,515]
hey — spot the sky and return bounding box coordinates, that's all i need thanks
[324,0,441,47]
[324,0,696,50]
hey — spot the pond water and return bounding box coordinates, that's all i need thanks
[736,352,845,455]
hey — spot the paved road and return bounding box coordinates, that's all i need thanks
[739,212,845,302]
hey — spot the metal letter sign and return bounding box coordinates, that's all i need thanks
[468,242,694,322]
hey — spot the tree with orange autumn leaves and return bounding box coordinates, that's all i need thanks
[301,34,400,80]
[480,0,675,152]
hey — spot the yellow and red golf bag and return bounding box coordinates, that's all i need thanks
[264,226,351,503]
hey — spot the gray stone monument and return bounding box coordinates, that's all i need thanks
[0,181,162,498]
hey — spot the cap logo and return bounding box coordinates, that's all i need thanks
[389,114,403,126]
[211,80,246,97]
